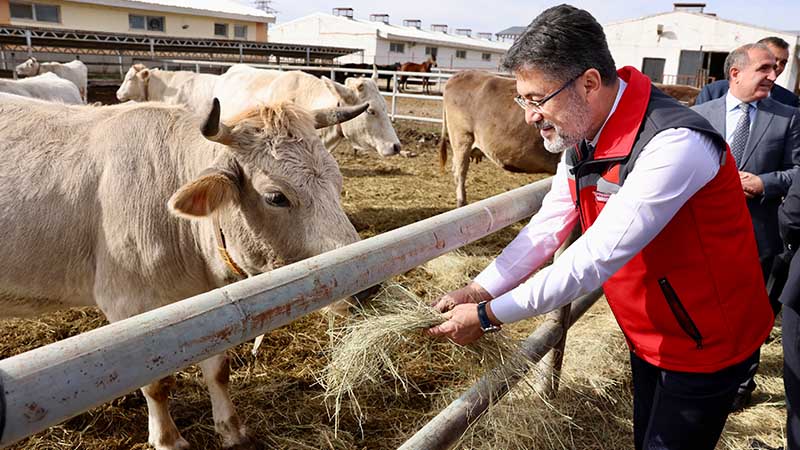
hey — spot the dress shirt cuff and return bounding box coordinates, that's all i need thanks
[473,261,518,298]
[488,288,536,324]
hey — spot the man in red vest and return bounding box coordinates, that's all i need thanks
[428,5,774,450]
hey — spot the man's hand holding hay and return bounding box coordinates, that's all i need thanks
[428,282,502,345]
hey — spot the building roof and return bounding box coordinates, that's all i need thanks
[604,10,799,38]
[70,0,275,23]
[495,26,526,36]
[274,12,511,53]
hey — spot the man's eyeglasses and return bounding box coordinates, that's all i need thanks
[514,76,579,113]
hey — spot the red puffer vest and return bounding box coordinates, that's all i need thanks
[566,67,773,373]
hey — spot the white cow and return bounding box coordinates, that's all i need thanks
[116,64,220,122]
[215,65,402,157]
[0,93,369,450]
[16,57,88,102]
[0,72,82,104]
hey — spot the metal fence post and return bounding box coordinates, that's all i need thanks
[195,63,200,74]
[330,67,335,80]
[534,225,580,397]
[24,30,32,57]
[117,54,124,79]
[391,73,398,121]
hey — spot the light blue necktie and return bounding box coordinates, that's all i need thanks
[730,102,750,165]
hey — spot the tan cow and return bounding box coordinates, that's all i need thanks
[215,64,402,157]
[0,72,82,104]
[439,70,560,207]
[654,83,701,106]
[0,93,368,450]
[16,57,88,102]
[116,64,220,122]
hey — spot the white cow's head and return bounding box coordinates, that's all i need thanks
[321,72,401,157]
[116,64,151,102]
[169,99,369,284]
[15,57,39,77]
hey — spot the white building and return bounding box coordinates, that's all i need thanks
[269,9,510,70]
[605,3,799,90]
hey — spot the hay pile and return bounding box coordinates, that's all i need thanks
[319,284,532,431]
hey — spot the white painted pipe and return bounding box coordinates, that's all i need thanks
[398,289,604,450]
[0,177,553,447]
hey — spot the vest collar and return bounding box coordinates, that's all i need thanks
[592,66,652,160]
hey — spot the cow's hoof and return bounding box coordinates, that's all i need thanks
[149,436,190,450]
[223,436,257,450]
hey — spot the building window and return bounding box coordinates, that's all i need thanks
[389,42,405,53]
[234,25,248,39]
[10,2,60,23]
[456,50,467,59]
[425,46,438,56]
[482,53,491,61]
[129,14,165,32]
[215,23,229,37]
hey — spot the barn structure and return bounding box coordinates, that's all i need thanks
[604,2,800,90]
[269,8,510,70]
[0,0,358,74]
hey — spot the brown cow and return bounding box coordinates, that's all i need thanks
[400,57,437,94]
[0,94,368,450]
[654,83,701,106]
[439,70,560,207]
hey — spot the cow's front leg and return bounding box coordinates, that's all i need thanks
[199,354,252,449]
[141,376,190,450]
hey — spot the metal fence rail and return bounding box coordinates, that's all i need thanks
[0,177,554,447]
[398,288,603,450]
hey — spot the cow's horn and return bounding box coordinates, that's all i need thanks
[371,64,379,81]
[312,103,369,129]
[202,98,234,144]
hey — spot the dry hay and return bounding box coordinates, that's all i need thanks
[320,284,532,432]
[0,110,787,449]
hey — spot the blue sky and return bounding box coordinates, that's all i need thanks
[260,1,800,34]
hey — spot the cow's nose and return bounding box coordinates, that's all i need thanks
[351,284,381,304]
[392,143,401,154]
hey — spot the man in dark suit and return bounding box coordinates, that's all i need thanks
[695,37,799,108]
[693,42,800,411]
[778,169,800,450]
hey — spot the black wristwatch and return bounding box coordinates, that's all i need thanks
[477,301,501,333]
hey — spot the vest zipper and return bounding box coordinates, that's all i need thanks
[658,277,704,349]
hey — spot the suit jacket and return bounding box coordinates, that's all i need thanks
[692,96,800,260]
[779,174,800,309]
[695,79,800,108]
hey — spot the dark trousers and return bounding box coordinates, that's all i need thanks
[631,351,758,450]
[737,256,779,397]
[785,305,800,450]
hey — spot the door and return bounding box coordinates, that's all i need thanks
[642,57,666,83]
[678,50,703,86]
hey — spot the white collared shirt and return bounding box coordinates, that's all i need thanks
[724,91,759,142]
[474,81,722,323]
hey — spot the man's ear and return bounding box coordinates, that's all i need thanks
[168,164,241,219]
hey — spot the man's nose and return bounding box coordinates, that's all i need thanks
[525,109,543,126]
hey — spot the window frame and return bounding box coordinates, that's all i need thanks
[481,53,491,62]
[234,24,248,39]
[214,23,229,37]
[10,1,61,23]
[456,50,467,59]
[389,42,405,53]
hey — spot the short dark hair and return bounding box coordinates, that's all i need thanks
[502,4,617,85]
[757,36,789,50]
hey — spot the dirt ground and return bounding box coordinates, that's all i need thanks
[0,93,786,450]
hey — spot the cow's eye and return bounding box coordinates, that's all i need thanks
[367,108,376,115]
[263,191,290,208]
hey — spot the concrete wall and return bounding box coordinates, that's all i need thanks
[8,0,265,41]
[605,11,798,89]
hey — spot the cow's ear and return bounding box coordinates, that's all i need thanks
[168,165,241,219]
[321,77,359,105]
[137,68,150,81]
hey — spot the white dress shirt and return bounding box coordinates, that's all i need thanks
[474,81,722,324]
[724,91,759,142]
